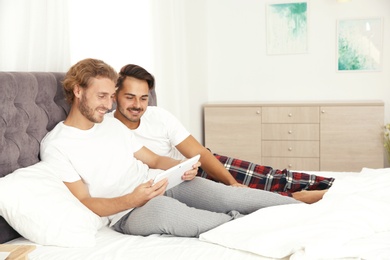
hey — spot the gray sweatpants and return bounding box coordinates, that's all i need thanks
[113,177,300,237]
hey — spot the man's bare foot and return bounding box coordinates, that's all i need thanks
[292,189,328,204]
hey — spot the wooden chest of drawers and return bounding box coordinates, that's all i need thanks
[261,106,320,170]
[204,101,384,171]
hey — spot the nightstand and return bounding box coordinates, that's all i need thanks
[0,244,36,260]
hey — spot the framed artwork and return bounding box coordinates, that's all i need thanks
[266,1,308,55]
[337,18,383,71]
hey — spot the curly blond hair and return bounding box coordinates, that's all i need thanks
[62,58,118,104]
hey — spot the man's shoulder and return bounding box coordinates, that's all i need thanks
[42,121,64,140]
[144,106,172,118]
[103,112,131,130]
[102,115,124,128]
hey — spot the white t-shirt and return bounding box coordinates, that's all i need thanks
[107,107,190,160]
[40,116,150,225]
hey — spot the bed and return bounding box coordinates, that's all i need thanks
[1,72,390,260]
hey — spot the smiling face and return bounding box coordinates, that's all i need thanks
[76,77,116,124]
[114,76,149,129]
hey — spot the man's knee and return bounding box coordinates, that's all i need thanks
[142,196,172,215]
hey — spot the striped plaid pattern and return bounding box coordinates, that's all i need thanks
[197,153,334,197]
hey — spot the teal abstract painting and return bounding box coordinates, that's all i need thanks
[266,2,308,55]
[337,18,382,71]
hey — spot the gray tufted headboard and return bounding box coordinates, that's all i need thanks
[0,72,69,178]
[0,71,157,243]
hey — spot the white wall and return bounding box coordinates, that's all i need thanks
[191,0,389,142]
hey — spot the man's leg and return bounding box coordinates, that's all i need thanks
[197,153,335,195]
[166,177,301,214]
[113,196,239,237]
[114,178,300,237]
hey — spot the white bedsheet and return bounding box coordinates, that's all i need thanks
[200,168,390,259]
[7,169,390,260]
[8,226,271,260]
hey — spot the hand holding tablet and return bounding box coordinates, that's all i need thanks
[153,154,201,190]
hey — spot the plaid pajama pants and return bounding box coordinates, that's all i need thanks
[197,153,334,197]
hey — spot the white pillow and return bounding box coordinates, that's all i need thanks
[0,162,103,247]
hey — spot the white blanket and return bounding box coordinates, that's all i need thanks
[200,168,390,259]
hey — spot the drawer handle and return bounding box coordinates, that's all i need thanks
[288,130,293,134]
[288,147,293,151]
[321,110,325,114]
[288,113,293,117]
[288,164,292,168]
[256,110,261,114]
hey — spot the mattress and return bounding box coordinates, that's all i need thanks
[8,226,269,260]
[5,169,390,260]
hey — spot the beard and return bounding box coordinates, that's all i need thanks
[118,105,144,123]
[78,93,106,123]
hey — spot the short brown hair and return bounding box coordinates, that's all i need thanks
[116,64,155,93]
[63,58,118,104]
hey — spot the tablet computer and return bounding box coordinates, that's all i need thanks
[153,154,200,190]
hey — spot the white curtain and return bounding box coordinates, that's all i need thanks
[67,0,153,73]
[150,0,208,141]
[0,0,70,72]
[0,0,204,139]
[0,0,152,73]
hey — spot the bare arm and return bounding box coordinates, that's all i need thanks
[175,135,245,187]
[134,146,181,170]
[64,178,167,217]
